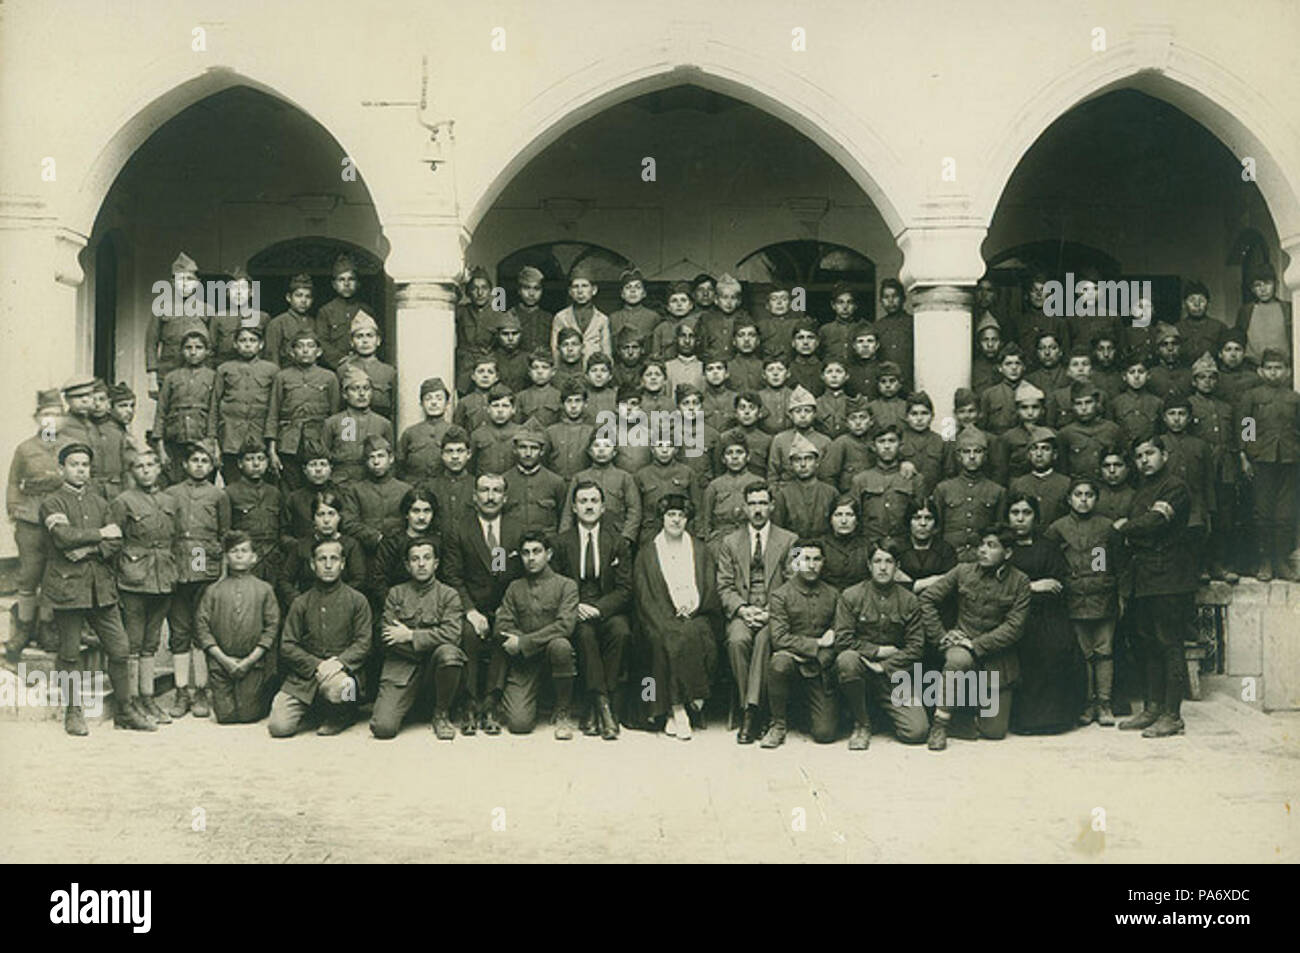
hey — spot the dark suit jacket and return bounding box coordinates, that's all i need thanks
[551,521,632,620]
[716,523,798,617]
[440,512,521,616]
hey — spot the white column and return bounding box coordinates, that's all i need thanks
[393,280,459,432]
[1283,236,1300,396]
[896,225,986,432]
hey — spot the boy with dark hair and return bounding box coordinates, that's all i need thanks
[991,380,1049,485]
[509,265,553,356]
[972,315,1003,393]
[816,358,851,438]
[553,326,587,393]
[1049,344,1098,428]
[612,327,648,394]
[1059,381,1121,479]
[561,430,642,545]
[651,281,697,359]
[899,391,944,496]
[851,423,924,550]
[225,434,283,583]
[503,421,566,535]
[209,324,276,484]
[425,427,476,538]
[772,436,838,538]
[397,377,452,484]
[1027,329,1068,394]
[1090,330,1124,401]
[209,266,272,367]
[722,393,772,478]
[471,385,523,476]
[728,318,766,393]
[865,361,907,432]
[455,267,498,392]
[767,386,831,489]
[821,395,875,492]
[757,281,797,361]
[1188,354,1240,581]
[979,343,1027,434]
[634,434,698,546]
[665,323,705,396]
[934,428,1006,563]
[1179,280,1225,368]
[267,327,340,492]
[1009,428,1071,526]
[453,351,502,433]
[845,324,882,399]
[584,352,619,422]
[1148,323,1192,398]
[1237,348,1299,580]
[490,311,530,393]
[820,282,859,365]
[517,349,562,427]
[701,353,737,433]
[279,441,339,544]
[197,530,280,724]
[1215,329,1255,407]
[324,367,395,484]
[146,252,209,391]
[786,320,825,396]
[264,272,316,368]
[155,327,216,484]
[1235,262,1292,374]
[337,312,397,419]
[315,254,368,370]
[342,435,412,558]
[608,267,660,352]
[1112,353,1163,449]
[545,380,595,482]
[874,279,913,386]
[700,432,754,551]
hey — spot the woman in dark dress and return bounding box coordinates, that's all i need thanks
[275,489,367,613]
[628,494,721,739]
[895,498,957,594]
[820,496,870,590]
[1006,492,1087,734]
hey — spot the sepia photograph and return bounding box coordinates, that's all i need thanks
[0,0,1295,909]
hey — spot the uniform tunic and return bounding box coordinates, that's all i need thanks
[1059,418,1122,480]
[609,304,662,351]
[919,562,1032,687]
[496,566,579,657]
[8,433,66,525]
[1094,484,1135,521]
[979,379,1021,434]
[1189,392,1237,485]
[695,308,737,360]
[845,355,880,400]
[819,319,858,366]
[337,355,397,419]
[39,483,120,609]
[316,297,368,370]
[720,425,771,479]
[88,416,130,499]
[225,477,282,565]
[787,355,825,396]
[545,420,595,482]
[833,580,925,673]
[470,422,522,476]
[380,578,465,681]
[873,313,914,385]
[164,480,230,584]
[818,532,871,590]
[397,417,451,484]
[934,473,1006,562]
[280,480,343,545]
[815,390,849,439]
[518,385,562,428]
[635,462,698,541]
[852,463,924,548]
[766,428,831,489]
[264,310,317,368]
[866,395,907,433]
[146,312,209,380]
[772,478,838,539]
[278,579,372,703]
[267,364,340,456]
[367,531,442,611]
[277,533,367,609]
[728,354,765,394]
[1111,390,1163,447]
[1161,432,1215,528]
[423,470,475,538]
[900,428,945,496]
[108,487,179,594]
[758,386,791,436]
[323,409,395,484]
[699,471,752,545]
[207,310,271,367]
[196,573,279,657]
[769,576,839,677]
[1045,512,1122,620]
[508,304,554,357]
[1009,470,1072,526]
[210,358,277,456]
[343,473,412,551]
[156,366,216,444]
[1121,470,1194,597]
[560,464,641,541]
[503,465,567,535]
[820,432,875,493]
[1178,315,1227,366]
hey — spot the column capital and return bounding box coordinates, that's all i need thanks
[896,225,987,290]
[910,284,973,312]
[54,226,88,288]
[394,279,459,310]
[1280,232,1300,295]
[382,212,467,284]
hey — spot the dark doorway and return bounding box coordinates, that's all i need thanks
[93,233,119,382]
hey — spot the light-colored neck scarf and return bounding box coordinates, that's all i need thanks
[654,530,699,617]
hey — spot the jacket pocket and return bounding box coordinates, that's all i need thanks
[118,551,150,589]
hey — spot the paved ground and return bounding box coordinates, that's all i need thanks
[2,691,1296,864]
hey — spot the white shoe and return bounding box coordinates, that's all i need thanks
[674,707,692,741]
[664,714,677,737]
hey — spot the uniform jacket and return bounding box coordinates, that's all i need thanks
[367,531,441,610]
[342,473,412,550]
[1059,418,1122,480]
[1045,512,1122,620]
[560,464,641,540]
[277,532,367,609]
[769,577,839,677]
[815,390,849,439]
[509,304,554,356]
[316,297,367,370]
[695,308,737,360]
[544,419,596,482]
[88,417,129,499]
[195,573,280,656]
[900,428,945,496]
[609,304,662,350]
[210,358,277,455]
[1161,431,1216,527]
[108,486,179,594]
[1120,468,1195,597]
[1188,392,1237,484]
[717,523,797,616]
[267,364,340,455]
[1009,470,1071,526]
[397,417,451,483]
[852,463,924,545]
[440,512,522,616]
[424,470,475,538]
[280,480,344,545]
[1111,389,1163,447]
[819,532,872,590]
[503,465,567,535]
[380,577,464,686]
[208,311,271,367]
[821,432,875,493]
[146,312,208,377]
[470,421,522,476]
[264,310,317,368]
[699,471,752,543]
[866,396,907,433]
[758,386,791,435]
[873,313,914,382]
[1094,484,1135,521]
[225,477,282,550]
[772,478,838,539]
[728,354,765,394]
[979,379,1021,434]
[766,428,832,489]
[323,408,395,483]
[1236,382,1300,464]
[278,580,372,703]
[39,483,120,609]
[156,365,216,443]
[934,473,1006,561]
[336,355,397,419]
[635,462,699,540]
[551,522,632,620]
[7,433,65,523]
[164,480,230,584]
[496,566,579,658]
[518,384,562,428]
[833,579,925,675]
[920,562,1032,687]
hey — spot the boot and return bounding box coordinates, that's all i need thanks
[737,707,758,745]
[1119,704,1161,731]
[129,697,156,726]
[480,703,502,736]
[169,686,191,719]
[553,708,575,741]
[1141,713,1186,738]
[140,695,171,724]
[64,704,89,736]
[759,720,786,748]
[598,696,619,740]
[114,698,157,731]
[927,718,948,751]
[1096,702,1116,726]
[459,702,478,736]
[1078,700,1098,726]
[190,686,211,718]
[848,724,871,750]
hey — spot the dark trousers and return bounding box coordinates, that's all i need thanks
[1133,593,1191,718]
[278,454,304,492]
[1252,461,1298,564]
[209,658,275,723]
[767,650,838,743]
[370,645,466,737]
[167,581,210,653]
[495,638,576,733]
[52,605,130,706]
[575,615,629,697]
[835,650,930,743]
[935,646,1014,739]
[459,616,497,708]
[119,591,171,656]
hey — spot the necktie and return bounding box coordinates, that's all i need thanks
[583,531,596,581]
[485,521,498,552]
[752,531,764,569]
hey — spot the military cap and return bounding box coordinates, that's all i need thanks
[1069,380,1101,401]
[699,351,727,367]
[791,318,820,337]
[715,273,742,294]
[692,273,715,288]
[976,312,1001,335]
[420,377,449,398]
[667,280,692,297]
[830,281,854,299]
[35,389,63,415]
[1260,347,1289,366]
[340,366,372,388]
[1154,322,1180,343]
[1190,352,1218,376]
[877,361,902,379]
[287,273,314,292]
[1219,327,1246,346]
[236,434,267,458]
[61,375,96,398]
[1248,261,1276,282]
[1182,280,1210,300]
[1026,425,1057,447]
[618,267,643,287]
[788,432,821,459]
[185,438,220,462]
[512,419,547,447]
[58,442,93,464]
[788,384,817,409]
[851,323,879,341]
[556,326,582,344]
[871,421,902,441]
[616,383,642,403]
[290,327,319,346]
[299,439,330,463]
[517,265,544,285]
[90,378,110,395]
[844,394,870,414]
[1014,380,1046,403]
[486,383,514,402]
[674,382,702,404]
[350,311,379,334]
[719,430,748,451]
[769,280,793,294]
[180,326,210,344]
[332,254,358,278]
[108,382,135,403]
[495,311,522,332]
[569,263,596,283]
[1162,389,1192,411]
[234,322,264,339]
[615,325,644,346]
[955,428,989,451]
[171,252,198,276]
[468,266,491,284]
[362,434,393,455]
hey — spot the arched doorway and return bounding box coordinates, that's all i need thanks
[494,241,632,316]
[81,84,384,401]
[736,240,876,321]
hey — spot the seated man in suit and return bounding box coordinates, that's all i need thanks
[716,481,796,744]
[439,472,520,735]
[489,530,580,738]
[551,479,632,740]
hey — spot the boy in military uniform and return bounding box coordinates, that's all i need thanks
[455,267,500,392]
[766,386,830,489]
[845,325,882,400]
[1159,390,1215,578]
[1059,381,1121,480]
[772,435,838,539]
[820,395,875,493]
[851,423,924,550]
[225,435,283,582]
[979,344,1028,435]
[342,435,412,559]
[544,380,594,482]
[560,430,641,544]
[727,319,765,394]
[280,441,339,544]
[397,377,452,484]
[454,352,503,433]
[267,328,340,491]
[1112,354,1163,449]
[701,353,737,433]
[517,350,561,427]
[609,267,660,352]
[635,434,699,546]
[209,324,276,484]
[337,312,397,420]
[786,321,825,396]
[1188,354,1240,580]
[109,447,178,725]
[834,539,929,749]
[761,538,840,747]
[470,385,523,476]
[372,536,465,741]
[316,254,369,370]
[866,362,908,433]
[490,312,530,393]
[155,328,216,485]
[89,380,130,500]
[584,352,619,422]
[5,388,68,663]
[145,252,208,395]
[40,443,154,733]
[263,273,317,368]
[819,282,859,365]
[1237,349,1300,580]
[324,367,395,484]
[933,428,1006,563]
[503,421,566,535]
[207,265,270,367]
[1009,427,1071,526]
[197,531,280,724]
[162,440,230,718]
[874,279,914,386]
[424,427,476,538]
[899,391,944,496]
[509,265,553,356]
[700,433,755,552]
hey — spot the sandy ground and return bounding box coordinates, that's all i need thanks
[1,693,1296,864]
